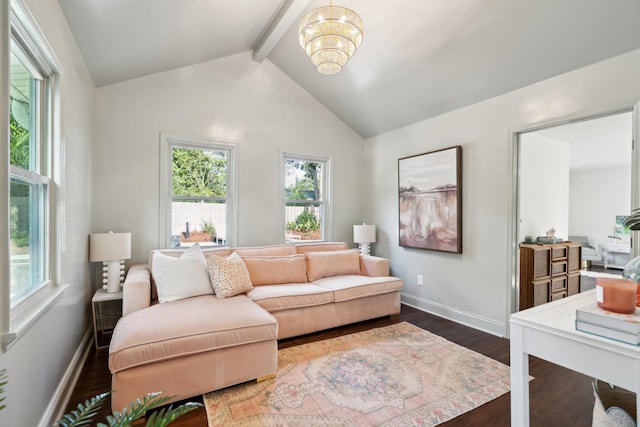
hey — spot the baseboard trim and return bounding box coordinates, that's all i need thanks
[401,292,506,337]
[38,328,93,427]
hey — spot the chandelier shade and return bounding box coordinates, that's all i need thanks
[298,4,363,75]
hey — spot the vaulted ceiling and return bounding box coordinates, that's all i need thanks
[58,0,640,138]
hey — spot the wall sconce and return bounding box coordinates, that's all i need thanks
[353,223,376,256]
[89,232,131,293]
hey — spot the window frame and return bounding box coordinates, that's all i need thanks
[281,152,332,243]
[159,133,238,248]
[9,46,49,307]
[1,0,65,352]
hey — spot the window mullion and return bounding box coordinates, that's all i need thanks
[9,164,49,184]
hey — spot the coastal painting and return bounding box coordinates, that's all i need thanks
[398,146,462,253]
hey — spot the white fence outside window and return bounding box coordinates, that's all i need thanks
[172,202,321,245]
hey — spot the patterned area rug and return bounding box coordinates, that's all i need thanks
[204,322,511,426]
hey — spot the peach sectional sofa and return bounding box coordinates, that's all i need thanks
[108,242,402,410]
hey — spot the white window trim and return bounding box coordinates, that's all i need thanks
[159,133,238,248]
[280,151,333,243]
[1,0,66,352]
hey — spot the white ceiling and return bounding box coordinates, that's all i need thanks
[57,0,640,139]
[533,111,633,171]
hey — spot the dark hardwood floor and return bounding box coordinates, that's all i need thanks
[64,305,595,426]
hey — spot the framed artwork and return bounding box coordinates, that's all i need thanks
[398,146,462,253]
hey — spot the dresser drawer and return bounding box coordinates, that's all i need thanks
[551,261,567,276]
[551,245,568,261]
[550,290,567,301]
[567,272,580,295]
[532,279,550,307]
[551,276,567,292]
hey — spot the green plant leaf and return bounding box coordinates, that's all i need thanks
[107,392,174,426]
[0,368,7,412]
[144,402,202,427]
[55,391,199,427]
[53,392,109,427]
[624,208,640,230]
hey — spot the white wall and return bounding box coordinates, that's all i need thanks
[92,52,366,263]
[366,48,640,336]
[570,166,631,249]
[520,133,570,240]
[0,1,95,426]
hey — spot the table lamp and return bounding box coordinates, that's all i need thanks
[354,223,376,256]
[89,231,131,293]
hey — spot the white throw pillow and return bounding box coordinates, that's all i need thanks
[152,243,214,303]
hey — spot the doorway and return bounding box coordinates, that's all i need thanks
[511,110,634,314]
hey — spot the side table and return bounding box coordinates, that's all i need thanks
[510,290,640,426]
[92,288,123,349]
[604,243,631,269]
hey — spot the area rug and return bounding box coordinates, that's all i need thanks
[204,322,512,426]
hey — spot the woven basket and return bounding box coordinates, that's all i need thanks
[592,379,636,427]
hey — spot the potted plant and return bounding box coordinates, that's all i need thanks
[55,391,200,427]
[202,221,217,243]
[1,369,196,425]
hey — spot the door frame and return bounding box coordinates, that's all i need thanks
[506,104,639,336]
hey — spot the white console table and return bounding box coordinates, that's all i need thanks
[604,242,631,269]
[510,290,640,426]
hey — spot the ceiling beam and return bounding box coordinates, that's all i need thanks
[252,0,311,62]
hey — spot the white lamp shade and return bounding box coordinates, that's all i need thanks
[89,232,131,262]
[353,224,376,244]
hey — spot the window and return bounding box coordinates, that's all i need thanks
[9,49,48,306]
[2,0,62,350]
[283,154,331,242]
[160,135,235,248]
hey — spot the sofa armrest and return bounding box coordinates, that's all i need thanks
[359,255,389,277]
[122,264,151,317]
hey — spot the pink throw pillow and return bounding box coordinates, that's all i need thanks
[240,254,308,285]
[305,249,360,281]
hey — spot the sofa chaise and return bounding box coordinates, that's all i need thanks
[108,242,403,410]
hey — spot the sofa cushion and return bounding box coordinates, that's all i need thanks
[109,294,277,373]
[313,275,404,302]
[207,252,253,298]
[305,249,361,281]
[148,246,233,272]
[240,254,307,285]
[247,284,333,312]
[233,244,296,257]
[294,242,348,254]
[152,244,213,303]
[148,246,233,303]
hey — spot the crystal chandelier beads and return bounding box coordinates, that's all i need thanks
[298,4,363,75]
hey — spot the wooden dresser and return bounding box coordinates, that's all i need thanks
[519,242,582,310]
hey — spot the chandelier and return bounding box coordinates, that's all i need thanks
[298,1,363,75]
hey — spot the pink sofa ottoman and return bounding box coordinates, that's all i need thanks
[109,294,277,411]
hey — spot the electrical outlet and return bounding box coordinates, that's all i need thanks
[417,275,423,286]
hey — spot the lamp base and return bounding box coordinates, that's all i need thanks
[358,243,371,256]
[102,260,125,293]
